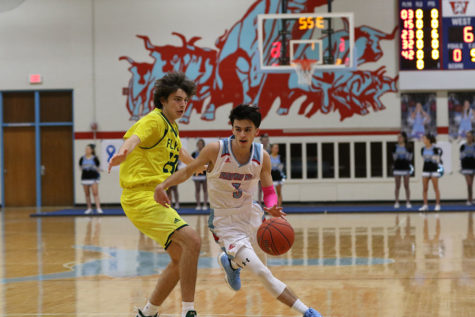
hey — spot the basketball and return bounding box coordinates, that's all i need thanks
[257,217,294,256]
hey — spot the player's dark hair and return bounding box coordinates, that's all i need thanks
[153,72,196,109]
[229,104,262,128]
[425,133,436,144]
[87,144,96,156]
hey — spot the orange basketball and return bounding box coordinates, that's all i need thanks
[257,217,294,256]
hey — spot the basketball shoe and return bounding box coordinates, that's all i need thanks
[218,252,241,291]
[418,205,428,211]
[136,308,158,317]
[303,308,322,317]
[185,311,197,317]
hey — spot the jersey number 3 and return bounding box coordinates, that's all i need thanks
[232,183,242,199]
[163,153,179,174]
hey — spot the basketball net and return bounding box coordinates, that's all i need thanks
[292,59,317,87]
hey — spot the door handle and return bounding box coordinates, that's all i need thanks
[41,165,45,176]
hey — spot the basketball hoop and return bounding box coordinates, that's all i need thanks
[291,59,317,87]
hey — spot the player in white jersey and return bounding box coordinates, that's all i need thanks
[154,105,322,317]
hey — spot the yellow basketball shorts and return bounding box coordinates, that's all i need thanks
[121,188,188,249]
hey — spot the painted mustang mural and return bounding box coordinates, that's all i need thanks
[120,0,397,122]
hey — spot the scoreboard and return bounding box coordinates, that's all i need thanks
[442,0,475,69]
[399,0,475,70]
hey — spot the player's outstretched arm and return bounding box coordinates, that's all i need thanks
[108,135,141,173]
[260,151,286,218]
[179,147,194,165]
[154,142,218,206]
[179,146,207,174]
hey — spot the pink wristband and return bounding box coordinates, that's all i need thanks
[262,185,277,207]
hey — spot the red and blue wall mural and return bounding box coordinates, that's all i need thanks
[120,0,398,123]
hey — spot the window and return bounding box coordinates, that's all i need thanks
[322,143,334,178]
[370,142,383,177]
[306,143,318,178]
[354,142,367,178]
[290,143,302,179]
[268,140,400,180]
[338,143,350,178]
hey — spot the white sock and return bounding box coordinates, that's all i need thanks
[292,299,309,314]
[181,301,194,316]
[142,301,159,316]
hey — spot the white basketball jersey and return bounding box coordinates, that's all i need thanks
[207,136,263,212]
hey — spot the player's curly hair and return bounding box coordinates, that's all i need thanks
[153,72,196,109]
[229,104,262,128]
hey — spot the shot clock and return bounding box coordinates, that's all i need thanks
[399,0,475,70]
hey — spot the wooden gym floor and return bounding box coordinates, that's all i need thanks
[0,208,474,316]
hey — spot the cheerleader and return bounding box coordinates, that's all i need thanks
[419,134,442,211]
[393,132,412,208]
[79,144,102,214]
[458,100,474,138]
[270,144,285,207]
[460,131,475,205]
[191,139,208,210]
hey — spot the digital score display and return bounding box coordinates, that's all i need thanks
[399,0,441,70]
[442,0,475,69]
[399,0,475,70]
[298,16,325,30]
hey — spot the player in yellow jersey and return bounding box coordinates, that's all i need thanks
[108,72,200,317]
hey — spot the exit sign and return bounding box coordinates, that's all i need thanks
[29,74,42,84]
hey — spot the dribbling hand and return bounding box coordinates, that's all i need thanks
[263,205,286,218]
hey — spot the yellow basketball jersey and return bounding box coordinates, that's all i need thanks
[120,108,181,189]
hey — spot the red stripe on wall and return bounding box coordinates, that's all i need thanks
[75,131,125,139]
[75,128,450,140]
[437,126,449,134]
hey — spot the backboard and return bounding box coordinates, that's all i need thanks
[257,12,355,71]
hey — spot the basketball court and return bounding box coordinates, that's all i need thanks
[1,207,474,316]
